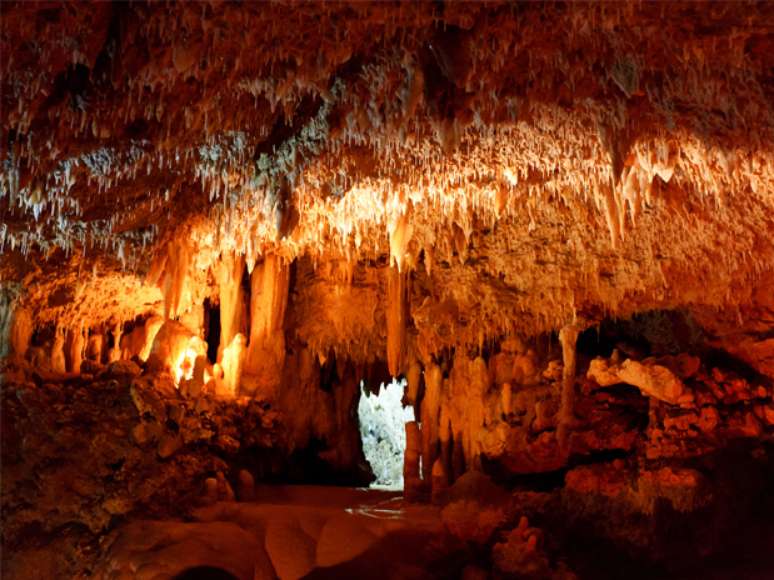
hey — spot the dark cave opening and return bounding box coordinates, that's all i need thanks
[203,298,220,365]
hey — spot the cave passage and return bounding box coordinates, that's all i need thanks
[357,377,415,490]
[2,1,774,578]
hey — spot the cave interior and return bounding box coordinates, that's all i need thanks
[1,2,774,579]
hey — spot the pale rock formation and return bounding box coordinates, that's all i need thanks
[215,251,245,363]
[50,325,67,374]
[558,325,580,450]
[107,322,122,363]
[588,357,687,404]
[443,354,490,472]
[406,358,422,405]
[86,332,103,363]
[420,363,443,481]
[220,333,246,397]
[9,306,32,361]
[243,253,289,398]
[150,320,207,385]
[120,315,164,361]
[67,323,85,373]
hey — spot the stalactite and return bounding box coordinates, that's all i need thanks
[215,251,245,363]
[243,253,290,399]
[389,209,413,272]
[149,238,192,321]
[558,324,580,452]
[386,265,408,377]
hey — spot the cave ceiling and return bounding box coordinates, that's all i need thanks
[1,1,773,358]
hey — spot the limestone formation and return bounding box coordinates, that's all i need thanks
[588,356,687,404]
[1,2,773,578]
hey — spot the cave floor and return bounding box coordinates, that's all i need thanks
[98,485,449,580]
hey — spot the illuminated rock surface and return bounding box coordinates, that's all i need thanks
[1,1,773,577]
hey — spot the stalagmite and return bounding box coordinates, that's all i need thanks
[67,323,85,373]
[243,253,290,398]
[149,320,207,385]
[10,306,32,361]
[406,358,422,405]
[557,325,580,452]
[139,316,164,361]
[86,332,103,362]
[421,363,443,481]
[445,354,489,472]
[500,382,512,416]
[220,333,246,397]
[431,457,449,504]
[386,265,408,377]
[108,322,122,363]
[403,421,422,501]
[216,252,245,363]
[0,289,16,359]
[51,325,67,373]
[2,4,774,577]
[1,290,32,361]
[121,316,164,362]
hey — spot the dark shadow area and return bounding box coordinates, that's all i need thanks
[203,298,220,364]
[173,567,238,580]
[551,441,774,580]
[576,309,707,359]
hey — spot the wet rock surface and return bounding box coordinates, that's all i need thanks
[0,362,284,578]
[2,330,773,578]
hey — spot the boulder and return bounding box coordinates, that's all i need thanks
[157,434,182,459]
[237,469,255,501]
[587,357,686,404]
[129,379,167,420]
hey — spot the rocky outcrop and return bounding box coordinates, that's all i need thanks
[587,356,688,404]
